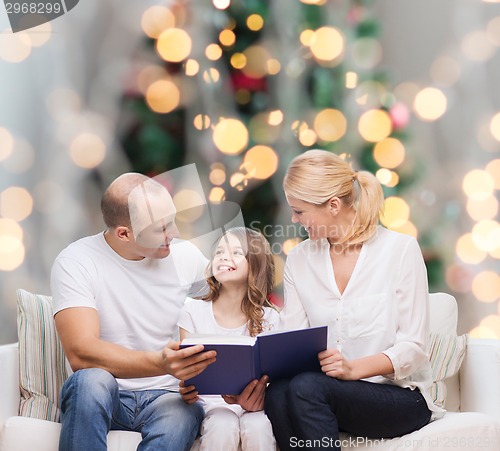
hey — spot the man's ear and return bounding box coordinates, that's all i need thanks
[115,226,131,242]
[329,197,342,215]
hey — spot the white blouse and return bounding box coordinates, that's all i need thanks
[282,226,443,417]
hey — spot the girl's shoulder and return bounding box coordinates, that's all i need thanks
[181,298,212,314]
[262,305,281,331]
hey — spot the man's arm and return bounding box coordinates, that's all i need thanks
[55,307,216,380]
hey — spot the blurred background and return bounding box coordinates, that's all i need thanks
[0,0,499,344]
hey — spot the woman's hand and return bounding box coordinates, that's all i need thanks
[222,375,268,411]
[318,348,357,380]
[179,380,199,404]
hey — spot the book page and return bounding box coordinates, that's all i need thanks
[181,335,256,346]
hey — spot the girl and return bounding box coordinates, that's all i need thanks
[265,150,443,451]
[178,227,278,451]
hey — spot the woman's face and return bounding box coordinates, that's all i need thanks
[286,196,337,240]
[212,233,249,286]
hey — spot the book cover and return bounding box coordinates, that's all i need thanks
[180,326,328,395]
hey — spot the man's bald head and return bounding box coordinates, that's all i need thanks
[101,173,152,229]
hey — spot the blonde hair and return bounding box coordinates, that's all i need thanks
[202,227,275,337]
[283,149,384,245]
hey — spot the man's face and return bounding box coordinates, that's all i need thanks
[133,217,179,259]
[128,183,179,259]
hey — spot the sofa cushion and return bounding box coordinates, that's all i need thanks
[339,411,500,450]
[1,416,142,451]
[16,289,70,422]
[428,332,467,408]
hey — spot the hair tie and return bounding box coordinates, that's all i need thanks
[352,172,358,182]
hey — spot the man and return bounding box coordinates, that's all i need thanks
[51,173,216,451]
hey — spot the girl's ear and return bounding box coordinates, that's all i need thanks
[116,226,131,242]
[329,197,341,215]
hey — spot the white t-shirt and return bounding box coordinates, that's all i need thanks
[177,299,280,413]
[282,226,443,418]
[51,232,208,391]
[178,299,280,337]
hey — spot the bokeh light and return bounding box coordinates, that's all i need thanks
[351,38,382,69]
[445,264,473,293]
[243,145,278,180]
[242,46,270,78]
[313,109,347,142]
[283,238,301,255]
[219,29,236,47]
[137,65,168,94]
[299,128,317,146]
[156,28,192,62]
[247,14,264,31]
[268,110,284,126]
[193,114,211,130]
[358,109,392,142]
[209,168,226,185]
[380,197,410,229]
[461,30,495,62]
[310,27,344,63]
[145,80,180,113]
[0,31,31,63]
[471,219,500,252]
[29,21,52,47]
[141,5,175,39]
[185,59,200,76]
[231,53,247,69]
[485,159,500,188]
[345,71,358,89]
[205,44,223,61]
[300,29,315,46]
[0,128,14,161]
[3,139,35,174]
[0,187,33,221]
[456,233,487,264]
[472,271,500,302]
[213,118,249,155]
[230,172,248,191]
[373,137,405,168]
[213,0,230,9]
[69,133,106,169]
[389,220,417,238]
[413,87,447,121]
[0,235,24,271]
[209,187,226,203]
[466,196,499,221]
[430,56,461,87]
[203,68,220,84]
[173,189,205,223]
[462,169,495,200]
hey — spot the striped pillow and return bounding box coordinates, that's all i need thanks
[428,332,468,408]
[16,289,70,422]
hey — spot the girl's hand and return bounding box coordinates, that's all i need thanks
[179,380,199,404]
[318,348,356,380]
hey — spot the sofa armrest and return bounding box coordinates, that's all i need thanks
[0,343,20,427]
[460,338,500,421]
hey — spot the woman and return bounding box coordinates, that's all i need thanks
[265,150,443,451]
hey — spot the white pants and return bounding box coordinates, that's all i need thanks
[197,397,276,451]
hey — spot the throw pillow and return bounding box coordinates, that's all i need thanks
[17,288,70,422]
[428,332,468,408]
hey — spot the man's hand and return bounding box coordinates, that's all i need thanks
[179,380,199,404]
[222,375,268,412]
[160,341,216,380]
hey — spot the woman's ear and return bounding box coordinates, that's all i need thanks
[115,226,131,242]
[329,197,341,215]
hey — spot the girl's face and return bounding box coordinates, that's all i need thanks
[212,233,249,287]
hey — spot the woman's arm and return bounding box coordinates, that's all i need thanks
[319,349,393,380]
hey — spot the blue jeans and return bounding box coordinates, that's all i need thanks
[265,372,431,451]
[59,368,203,451]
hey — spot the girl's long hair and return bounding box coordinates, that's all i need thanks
[201,227,275,337]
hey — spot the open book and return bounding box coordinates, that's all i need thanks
[180,325,328,395]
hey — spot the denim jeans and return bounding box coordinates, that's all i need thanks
[265,372,431,451]
[59,368,203,451]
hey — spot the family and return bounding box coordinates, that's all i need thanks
[51,150,443,451]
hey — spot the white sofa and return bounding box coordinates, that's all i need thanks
[1,293,500,451]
